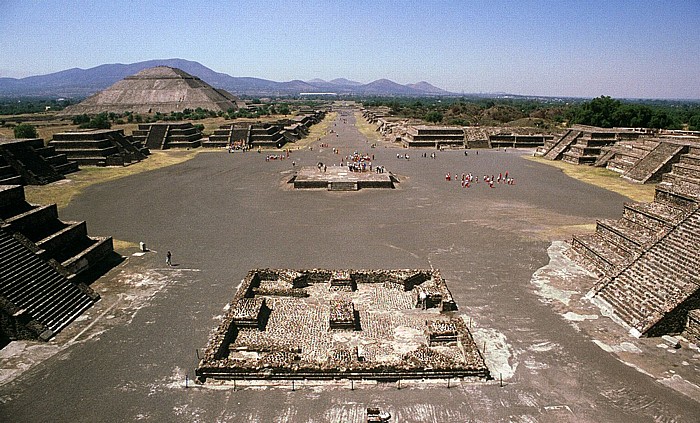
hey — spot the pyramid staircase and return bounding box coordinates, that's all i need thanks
[202,123,234,148]
[621,141,688,184]
[143,124,168,150]
[571,146,700,337]
[0,228,97,341]
[133,122,202,150]
[605,139,658,174]
[561,132,623,165]
[0,184,114,341]
[537,129,582,160]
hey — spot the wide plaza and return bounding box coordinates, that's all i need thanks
[1,108,698,422]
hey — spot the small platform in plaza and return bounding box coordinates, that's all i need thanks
[292,166,395,191]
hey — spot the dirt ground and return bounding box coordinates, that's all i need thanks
[0,109,698,422]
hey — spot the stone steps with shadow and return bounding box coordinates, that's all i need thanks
[0,228,97,340]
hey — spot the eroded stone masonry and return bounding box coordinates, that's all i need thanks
[196,269,489,382]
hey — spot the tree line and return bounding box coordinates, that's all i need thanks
[362,96,700,130]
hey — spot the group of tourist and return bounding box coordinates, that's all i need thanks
[226,141,248,153]
[445,171,515,188]
[265,154,288,161]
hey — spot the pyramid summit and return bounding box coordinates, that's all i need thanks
[61,66,239,115]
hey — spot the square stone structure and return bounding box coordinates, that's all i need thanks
[196,269,489,382]
[292,166,395,191]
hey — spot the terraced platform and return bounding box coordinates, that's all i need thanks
[196,269,488,382]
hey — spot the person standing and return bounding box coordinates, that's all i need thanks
[166,251,172,266]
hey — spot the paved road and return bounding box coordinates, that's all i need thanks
[1,109,698,422]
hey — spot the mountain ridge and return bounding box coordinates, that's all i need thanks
[0,59,456,98]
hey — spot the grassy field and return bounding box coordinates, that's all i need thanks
[353,111,382,143]
[291,111,337,150]
[526,156,656,203]
[23,150,202,210]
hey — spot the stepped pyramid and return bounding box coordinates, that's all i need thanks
[570,146,700,339]
[1,184,115,341]
[61,66,239,114]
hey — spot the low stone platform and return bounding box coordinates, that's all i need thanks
[292,166,395,191]
[196,269,488,382]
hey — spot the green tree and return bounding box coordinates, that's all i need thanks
[13,123,38,138]
[425,111,443,123]
[688,113,700,131]
[277,104,290,115]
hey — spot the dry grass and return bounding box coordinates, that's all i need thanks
[353,112,382,143]
[526,156,656,203]
[23,150,202,209]
[291,112,338,150]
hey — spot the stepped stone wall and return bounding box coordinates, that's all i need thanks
[0,138,78,185]
[132,122,202,150]
[0,184,117,341]
[0,184,114,277]
[50,129,149,166]
[571,146,700,337]
[401,125,465,148]
[620,141,690,184]
[488,134,553,148]
[685,309,700,343]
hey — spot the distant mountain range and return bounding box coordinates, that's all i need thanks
[0,58,455,98]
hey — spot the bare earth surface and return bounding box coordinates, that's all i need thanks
[1,109,698,422]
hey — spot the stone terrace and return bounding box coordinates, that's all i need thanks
[572,146,700,337]
[0,138,78,185]
[132,122,202,150]
[50,129,149,166]
[196,269,488,382]
[0,184,114,342]
[401,125,465,148]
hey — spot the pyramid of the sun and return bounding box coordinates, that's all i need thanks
[62,66,238,114]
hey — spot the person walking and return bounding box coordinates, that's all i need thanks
[166,251,172,266]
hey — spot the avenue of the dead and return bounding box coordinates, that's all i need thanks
[1,108,699,422]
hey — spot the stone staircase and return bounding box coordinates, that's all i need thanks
[572,146,700,337]
[561,132,620,165]
[202,123,234,148]
[0,228,97,340]
[143,123,168,150]
[621,141,688,184]
[540,129,582,160]
[0,184,114,276]
[0,155,23,185]
[591,209,700,337]
[103,131,149,164]
[134,122,202,149]
[606,139,660,174]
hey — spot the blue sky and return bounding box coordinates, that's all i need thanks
[1,0,699,99]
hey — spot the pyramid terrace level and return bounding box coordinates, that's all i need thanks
[196,269,489,382]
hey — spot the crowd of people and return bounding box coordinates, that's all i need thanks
[445,171,515,188]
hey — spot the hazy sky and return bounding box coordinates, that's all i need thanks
[1,0,699,99]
